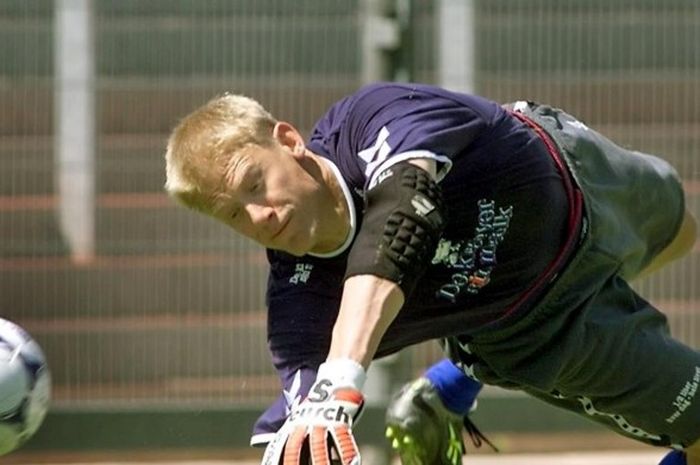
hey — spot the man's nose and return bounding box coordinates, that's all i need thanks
[246,203,274,225]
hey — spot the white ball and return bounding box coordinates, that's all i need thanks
[0,318,51,456]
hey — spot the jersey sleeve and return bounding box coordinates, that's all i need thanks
[307,93,355,163]
[250,366,318,446]
[311,83,504,187]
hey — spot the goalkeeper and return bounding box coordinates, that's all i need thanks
[164,82,699,465]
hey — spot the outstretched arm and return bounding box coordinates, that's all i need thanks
[328,158,438,369]
[262,159,442,465]
[328,274,403,368]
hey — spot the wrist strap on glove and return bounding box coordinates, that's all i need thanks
[315,359,367,391]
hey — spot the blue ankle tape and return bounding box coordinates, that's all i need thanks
[659,450,686,465]
[424,358,482,415]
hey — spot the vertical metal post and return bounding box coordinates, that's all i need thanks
[360,0,400,84]
[393,0,415,82]
[55,0,96,263]
[437,0,476,93]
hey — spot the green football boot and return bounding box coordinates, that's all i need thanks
[385,377,495,465]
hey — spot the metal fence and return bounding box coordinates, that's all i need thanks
[1,0,699,415]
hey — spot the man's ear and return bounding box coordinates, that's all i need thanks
[272,121,305,157]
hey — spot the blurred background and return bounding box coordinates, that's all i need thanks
[1,0,699,462]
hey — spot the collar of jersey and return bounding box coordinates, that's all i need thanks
[308,157,357,258]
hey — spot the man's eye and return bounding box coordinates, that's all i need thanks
[231,209,240,220]
[250,181,261,193]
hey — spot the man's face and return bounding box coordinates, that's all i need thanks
[208,143,322,256]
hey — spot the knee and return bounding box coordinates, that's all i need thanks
[675,209,697,258]
[684,441,700,464]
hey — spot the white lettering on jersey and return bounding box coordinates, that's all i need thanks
[433,199,513,301]
[289,263,313,284]
[374,168,394,186]
[358,126,392,178]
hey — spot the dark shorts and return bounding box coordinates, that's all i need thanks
[444,102,699,448]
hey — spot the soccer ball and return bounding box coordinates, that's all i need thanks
[0,318,51,455]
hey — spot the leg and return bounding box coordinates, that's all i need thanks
[507,102,700,462]
[686,441,700,464]
[460,269,700,457]
[523,278,700,455]
[635,207,696,465]
[635,209,697,280]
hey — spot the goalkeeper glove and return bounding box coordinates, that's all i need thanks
[262,359,366,465]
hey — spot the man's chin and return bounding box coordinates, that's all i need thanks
[285,248,306,257]
[273,243,307,257]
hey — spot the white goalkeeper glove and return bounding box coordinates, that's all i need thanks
[261,359,366,465]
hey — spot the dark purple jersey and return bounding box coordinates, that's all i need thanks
[253,83,570,441]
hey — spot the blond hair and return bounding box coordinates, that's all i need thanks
[164,93,277,210]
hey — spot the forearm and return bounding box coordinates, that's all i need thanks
[327,158,437,369]
[327,274,404,369]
